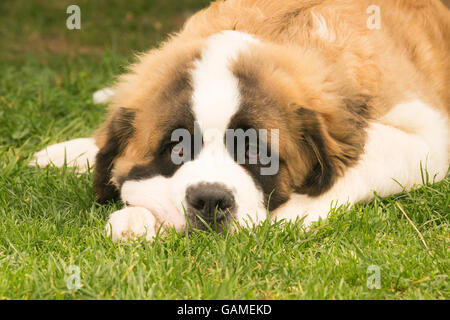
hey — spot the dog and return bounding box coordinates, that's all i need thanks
[33,0,450,242]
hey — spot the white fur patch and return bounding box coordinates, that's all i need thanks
[105,207,157,243]
[191,30,259,133]
[93,87,115,104]
[31,138,98,173]
[274,100,449,225]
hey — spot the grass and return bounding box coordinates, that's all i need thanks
[0,0,449,300]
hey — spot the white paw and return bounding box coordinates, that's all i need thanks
[30,138,98,173]
[273,206,311,226]
[272,194,332,227]
[106,207,158,243]
[93,87,115,104]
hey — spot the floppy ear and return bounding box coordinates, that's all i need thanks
[94,108,135,203]
[291,100,369,196]
[292,107,339,196]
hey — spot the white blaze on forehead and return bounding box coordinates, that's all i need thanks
[191,31,260,134]
[178,31,266,226]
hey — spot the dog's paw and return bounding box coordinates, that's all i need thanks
[106,207,158,243]
[30,138,98,173]
[272,194,331,228]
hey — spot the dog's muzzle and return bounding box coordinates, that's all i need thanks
[185,182,236,232]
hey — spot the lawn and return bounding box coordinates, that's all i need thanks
[0,0,448,300]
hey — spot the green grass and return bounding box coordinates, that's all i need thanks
[0,0,449,300]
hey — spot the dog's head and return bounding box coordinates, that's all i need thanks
[94,31,369,232]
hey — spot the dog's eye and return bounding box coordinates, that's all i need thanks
[171,144,184,157]
[245,142,259,162]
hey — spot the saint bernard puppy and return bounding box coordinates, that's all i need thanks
[33,0,450,242]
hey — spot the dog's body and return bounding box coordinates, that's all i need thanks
[34,0,450,242]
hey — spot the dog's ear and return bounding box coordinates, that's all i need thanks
[94,108,135,203]
[290,99,370,196]
[291,107,338,196]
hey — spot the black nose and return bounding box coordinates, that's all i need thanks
[185,183,236,223]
